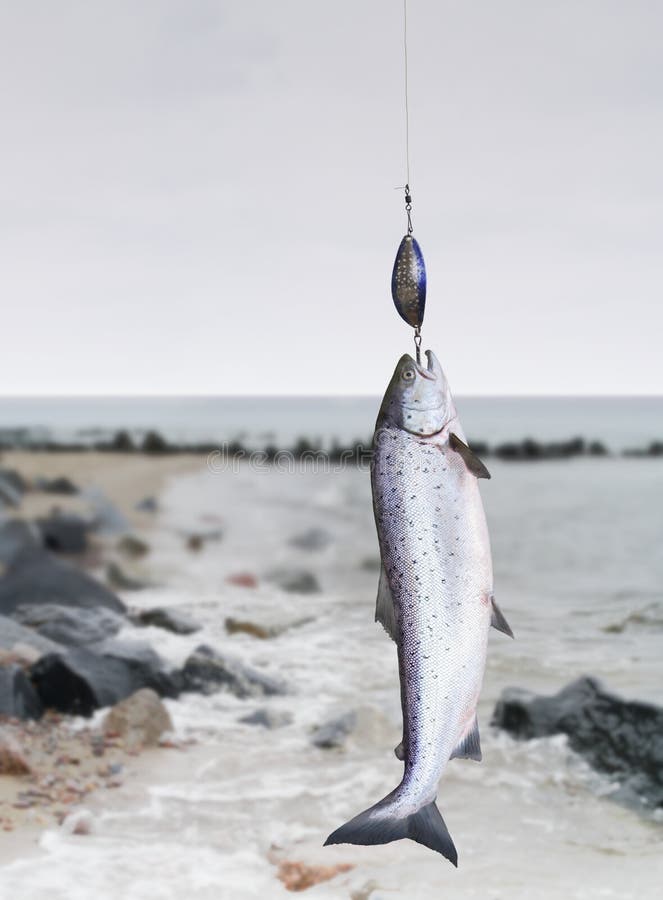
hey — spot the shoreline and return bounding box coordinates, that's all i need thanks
[0,451,207,865]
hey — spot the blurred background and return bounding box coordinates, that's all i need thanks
[1,1,662,898]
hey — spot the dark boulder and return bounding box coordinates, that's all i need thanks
[0,477,22,508]
[37,512,91,554]
[0,469,27,494]
[0,519,41,566]
[311,712,357,749]
[239,707,293,729]
[135,496,158,513]
[30,641,179,717]
[0,665,43,719]
[491,677,663,810]
[265,567,321,594]
[89,639,180,699]
[35,476,79,495]
[12,603,124,647]
[288,528,332,552]
[130,607,200,635]
[30,649,137,716]
[180,644,286,699]
[0,548,127,617]
[0,613,66,658]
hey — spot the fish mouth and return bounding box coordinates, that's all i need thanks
[414,350,436,381]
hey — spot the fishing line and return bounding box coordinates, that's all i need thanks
[391,0,427,365]
[403,0,411,193]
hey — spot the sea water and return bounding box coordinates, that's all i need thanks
[0,395,661,450]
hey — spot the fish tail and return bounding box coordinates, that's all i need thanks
[324,796,457,867]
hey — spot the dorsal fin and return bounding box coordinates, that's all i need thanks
[449,432,491,479]
[375,566,398,642]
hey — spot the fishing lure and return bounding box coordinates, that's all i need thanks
[391,232,426,329]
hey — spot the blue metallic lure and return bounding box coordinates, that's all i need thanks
[391,235,426,329]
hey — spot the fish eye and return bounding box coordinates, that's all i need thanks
[402,368,416,381]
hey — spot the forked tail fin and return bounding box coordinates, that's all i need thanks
[324,799,457,867]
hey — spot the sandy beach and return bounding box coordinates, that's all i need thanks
[0,452,206,864]
[0,451,205,529]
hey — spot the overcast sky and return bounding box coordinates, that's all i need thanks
[1,1,661,395]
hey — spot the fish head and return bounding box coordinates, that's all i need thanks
[378,349,455,436]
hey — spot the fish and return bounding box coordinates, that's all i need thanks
[325,349,512,866]
[391,235,426,328]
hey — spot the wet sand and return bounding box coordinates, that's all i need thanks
[0,451,205,528]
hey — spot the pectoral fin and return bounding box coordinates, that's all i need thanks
[375,566,398,642]
[490,596,514,638]
[450,433,491,479]
[450,715,482,762]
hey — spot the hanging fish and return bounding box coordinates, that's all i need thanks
[325,349,513,866]
[391,234,426,329]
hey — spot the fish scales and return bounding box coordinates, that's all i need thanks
[372,421,491,811]
[325,349,511,866]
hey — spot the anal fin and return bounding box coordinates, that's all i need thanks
[450,715,482,762]
[375,566,398,642]
[490,596,514,638]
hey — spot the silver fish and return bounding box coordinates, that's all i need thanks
[325,349,512,866]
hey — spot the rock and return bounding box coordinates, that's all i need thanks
[37,511,91,554]
[602,603,663,634]
[135,496,158,513]
[130,607,200,635]
[0,477,22,508]
[84,487,130,535]
[491,677,663,810]
[180,644,286,699]
[288,527,332,552]
[0,469,27,495]
[90,639,180,699]
[0,665,43,719]
[35,475,79,495]
[239,707,293,729]
[106,562,148,592]
[0,613,64,657]
[276,861,354,892]
[103,688,173,749]
[0,519,41,566]
[225,614,313,640]
[0,548,127,616]
[311,711,357,749]
[142,430,170,454]
[30,650,137,716]
[184,528,223,552]
[264,567,321,594]
[117,535,150,559]
[30,641,179,717]
[0,726,33,773]
[12,603,124,647]
[61,809,95,836]
[225,618,270,639]
[226,572,258,588]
